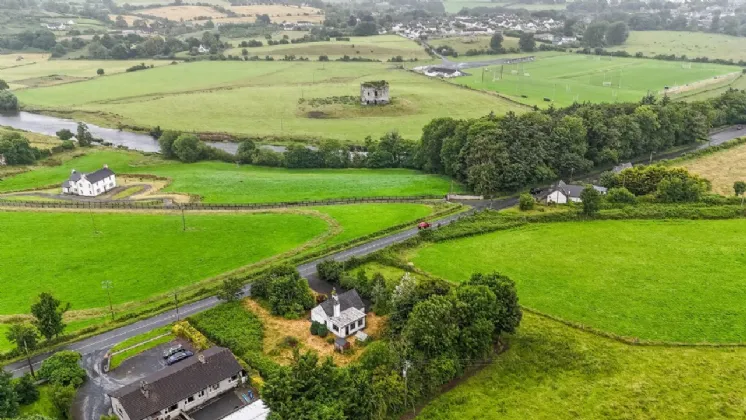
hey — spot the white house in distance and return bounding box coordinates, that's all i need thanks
[542,180,607,204]
[311,289,366,338]
[109,347,247,420]
[61,165,116,197]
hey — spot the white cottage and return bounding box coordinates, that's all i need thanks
[110,347,246,420]
[543,180,607,204]
[62,165,116,197]
[311,289,366,338]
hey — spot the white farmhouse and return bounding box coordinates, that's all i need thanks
[110,347,247,420]
[542,180,607,204]
[311,289,366,338]
[61,165,116,197]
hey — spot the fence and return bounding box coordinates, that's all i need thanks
[0,195,445,211]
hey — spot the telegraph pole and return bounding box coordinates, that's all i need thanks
[181,207,186,231]
[173,290,181,321]
[102,280,114,320]
[23,338,34,378]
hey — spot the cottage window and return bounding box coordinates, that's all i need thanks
[198,390,205,397]
[333,324,338,332]
[231,374,238,382]
[358,319,363,327]
[168,404,178,412]
[187,396,195,403]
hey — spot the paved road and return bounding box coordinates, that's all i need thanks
[700,126,745,149]
[3,197,515,381]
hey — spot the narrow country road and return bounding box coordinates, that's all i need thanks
[3,197,516,381]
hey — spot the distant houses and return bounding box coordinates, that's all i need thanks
[61,165,117,197]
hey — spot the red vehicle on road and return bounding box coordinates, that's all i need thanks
[417,222,431,230]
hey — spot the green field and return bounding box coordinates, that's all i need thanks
[453,53,740,107]
[409,219,746,343]
[109,326,173,369]
[441,0,566,13]
[419,313,746,419]
[431,35,520,55]
[14,60,521,141]
[0,150,457,202]
[0,211,328,315]
[607,31,746,63]
[224,35,430,61]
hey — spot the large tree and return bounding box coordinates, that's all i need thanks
[0,133,38,165]
[172,134,205,163]
[0,90,19,112]
[518,33,535,52]
[30,293,69,341]
[605,21,629,45]
[0,371,18,419]
[489,33,503,51]
[584,21,609,47]
[6,323,38,377]
[580,185,602,215]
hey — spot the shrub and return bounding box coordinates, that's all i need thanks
[254,149,284,167]
[38,351,86,388]
[606,187,636,204]
[14,374,38,405]
[56,129,74,141]
[317,260,343,284]
[518,193,535,211]
[317,323,329,337]
[0,90,19,111]
[172,320,209,350]
[325,336,335,344]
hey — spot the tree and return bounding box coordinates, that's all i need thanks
[353,21,378,36]
[452,285,497,359]
[158,130,180,159]
[418,117,457,173]
[606,187,636,204]
[50,385,76,419]
[733,181,746,197]
[371,272,390,315]
[256,14,271,25]
[236,139,256,164]
[317,260,344,284]
[114,15,128,29]
[6,323,38,377]
[656,177,705,202]
[466,272,522,334]
[0,90,19,112]
[318,139,347,168]
[584,21,609,48]
[0,79,8,90]
[96,68,104,76]
[172,134,205,163]
[30,293,69,341]
[14,374,39,405]
[605,21,629,45]
[518,193,534,211]
[518,33,535,52]
[75,122,93,147]
[580,185,602,216]
[489,33,503,51]
[0,133,38,165]
[38,351,86,388]
[56,129,74,141]
[0,371,18,418]
[217,278,243,302]
[266,267,315,318]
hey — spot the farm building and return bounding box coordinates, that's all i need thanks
[62,165,117,197]
[612,162,633,173]
[360,80,390,105]
[311,289,367,339]
[109,347,248,420]
[539,180,607,204]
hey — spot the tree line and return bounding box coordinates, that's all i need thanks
[416,89,746,195]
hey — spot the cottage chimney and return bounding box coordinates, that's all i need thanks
[103,164,109,169]
[198,353,206,364]
[71,169,77,174]
[333,294,340,318]
[140,380,150,398]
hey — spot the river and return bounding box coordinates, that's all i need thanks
[0,111,290,154]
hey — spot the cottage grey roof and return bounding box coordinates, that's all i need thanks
[61,181,71,188]
[330,307,366,328]
[612,162,633,173]
[68,171,82,182]
[86,167,115,183]
[543,180,607,199]
[318,290,364,319]
[109,347,242,420]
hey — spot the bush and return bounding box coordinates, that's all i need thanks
[317,323,328,337]
[518,193,535,211]
[55,129,74,141]
[317,260,343,284]
[172,320,209,350]
[38,351,86,388]
[14,374,39,405]
[606,187,636,204]
[0,90,19,111]
[254,148,284,167]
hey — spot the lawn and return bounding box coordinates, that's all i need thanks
[0,150,457,203]
[678,141,746,195]
[109,325,173,370]
[418,313,746,420]
[452,53,740,107]
[607,31,746,63]
[19,385,59,418]
[0,210,328,315]
[430,35,520,55]
[15,60,521,141]
[224,35,430,61]
[409,219,746,343]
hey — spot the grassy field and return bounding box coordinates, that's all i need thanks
[430,35,520,55]
[678,142,746,195]
[453,53,740,107]
[224,35,430,61]
[607,31,746,63]
[409,219,746,343]
[109,325,173,369]
[0,126,62,150]
[19,385,58,418]
[0,150,457,202]
[2,55,167,89]
[140,5,226,19]
[15,60,521,141]
[0,210,328,315]
[419,312,746,419]
[678,73,746,102]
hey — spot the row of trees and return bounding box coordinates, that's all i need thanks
[250,265,316,319]
[416,89,746,195]
[262,271,521,419]
[583,21,630,48]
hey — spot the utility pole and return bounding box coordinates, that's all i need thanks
[89,208,98,234]
[173,290,181,321]
[102,280,114,320]
[23,338,34,378]
[181,207,186,232]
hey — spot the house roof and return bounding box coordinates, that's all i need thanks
[109,347,242,420]
[86,167,115,183]
[318,290,364,319]
[330,307,366,328]
[541,180,607,199]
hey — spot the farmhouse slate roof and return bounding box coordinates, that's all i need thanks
[109,347,242,420]
[86,167,115,183]
[318,290,364,318]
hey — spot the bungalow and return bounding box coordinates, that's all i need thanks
[311,289,366,339]
[62,165,116,197]
[541,180,607,204]
[109,347,247,420]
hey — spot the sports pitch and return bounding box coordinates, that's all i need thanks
[454,53,741,107]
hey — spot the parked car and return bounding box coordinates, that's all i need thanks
[167,350,194,366]
[163,345,184,360]
[417,222,431,230]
